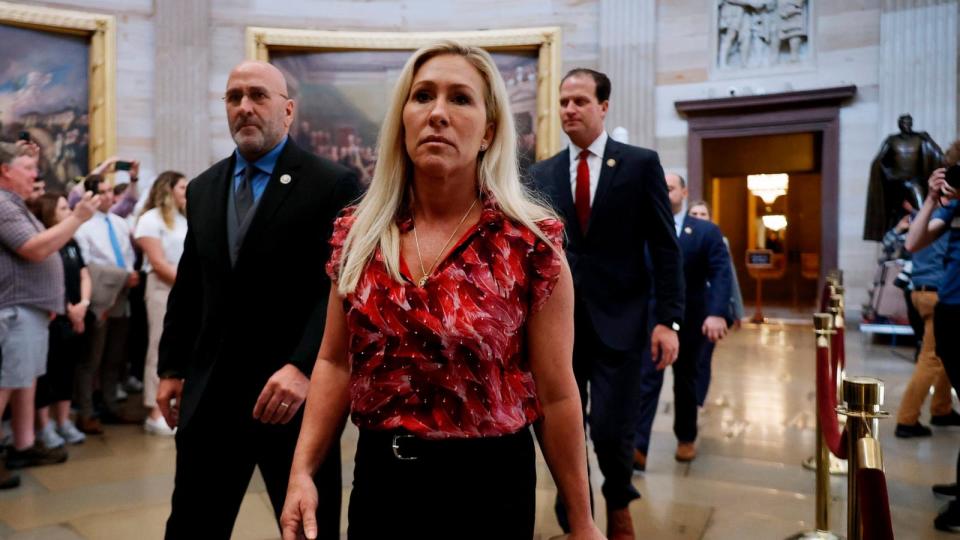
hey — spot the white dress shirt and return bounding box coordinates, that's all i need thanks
[75,211,135,272]
[568,130,609,206]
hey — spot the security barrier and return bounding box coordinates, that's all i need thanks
[790,271,895,540]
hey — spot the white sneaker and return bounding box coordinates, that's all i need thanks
[39,422,66,449]
[124,376,144,393]
[116,386,128,401]
[143,416,176,437]
[56,420,87,445]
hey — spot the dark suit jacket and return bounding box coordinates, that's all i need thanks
[158,139,359,429]
[530,137,684,351]
[677,215,732,328]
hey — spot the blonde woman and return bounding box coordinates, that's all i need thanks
[134,171,187,436]
[281,42,602,540]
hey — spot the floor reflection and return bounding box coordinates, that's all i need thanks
[0,323,956,539]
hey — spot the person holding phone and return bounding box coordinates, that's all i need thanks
[904,140,960,531]
[67,157,140,218]
[0,141,99,479]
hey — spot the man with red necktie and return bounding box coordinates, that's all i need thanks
[531,68,684,540]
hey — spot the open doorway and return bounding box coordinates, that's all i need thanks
[675,85,856,320]
[702,132,822,311]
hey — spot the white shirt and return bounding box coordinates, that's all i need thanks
[134,208,188,273]
[568,130,609,205]
[75,211,135,272]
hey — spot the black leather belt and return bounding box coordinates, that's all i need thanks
[915,285,939,292]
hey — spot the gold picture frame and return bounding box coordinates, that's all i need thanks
[0,1,116,171]
[245,26,562,161]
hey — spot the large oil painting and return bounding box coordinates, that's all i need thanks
[0,24,89,187]
[0,2,116,189]
[246,27,562,185]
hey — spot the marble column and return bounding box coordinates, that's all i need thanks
[879,0,959,148]
[154,0,211,178]
[599,0,656,148]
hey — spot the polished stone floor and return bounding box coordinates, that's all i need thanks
[1,322,957,539]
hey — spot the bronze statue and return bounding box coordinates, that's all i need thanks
[863,114,944,241]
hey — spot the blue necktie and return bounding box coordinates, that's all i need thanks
[104,215,126,268]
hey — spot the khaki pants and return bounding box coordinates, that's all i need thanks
[897,290,954,424]
[143,273,171,408]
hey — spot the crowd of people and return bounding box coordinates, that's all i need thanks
[0,141,187,488]
[3,38,958,539]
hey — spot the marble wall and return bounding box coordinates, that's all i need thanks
[656,0,958,312]
[15,0,960,315]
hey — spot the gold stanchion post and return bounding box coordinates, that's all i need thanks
[838,377,888,540]
[788,313,841,540]
[803,295,848,477]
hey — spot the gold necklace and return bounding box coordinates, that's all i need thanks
[412,198,479,287]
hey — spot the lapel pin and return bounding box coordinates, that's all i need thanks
[684,226,693,235]
[606,158,616,167]
[280,174,292,185]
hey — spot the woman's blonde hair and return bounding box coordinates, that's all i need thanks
[139,170,185,229]
[336,41,558,294]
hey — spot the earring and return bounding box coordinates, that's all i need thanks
[480,143,487,151]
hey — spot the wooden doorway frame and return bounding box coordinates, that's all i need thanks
[675,85,857,282]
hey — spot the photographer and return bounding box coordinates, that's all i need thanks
[0,140,99,482]
[905,140,960,531]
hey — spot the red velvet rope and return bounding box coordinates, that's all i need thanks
[817,344,848,459]
[834,326,846,370]
[857,468,895,540]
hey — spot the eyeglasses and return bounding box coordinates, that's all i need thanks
[221,88,290,106]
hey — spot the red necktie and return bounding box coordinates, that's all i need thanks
[575,149,591,232]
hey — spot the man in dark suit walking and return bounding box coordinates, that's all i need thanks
[633,173,732,469]
[530,68,684,540]
[156,61,359,539]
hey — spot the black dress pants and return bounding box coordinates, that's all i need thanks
[934,302,960,486]
[555,307,646,531]
[164,379,342,540]
[348,427,535,540]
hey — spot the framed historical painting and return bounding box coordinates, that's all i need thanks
[245,27,562,183]
[0,1,115,189]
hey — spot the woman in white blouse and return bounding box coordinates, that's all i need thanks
[134,171,187,436]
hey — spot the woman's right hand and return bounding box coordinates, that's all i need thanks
[280,472,320,540]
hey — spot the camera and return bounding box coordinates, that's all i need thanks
[18,131,30,142]
[945,164,960,191]
[894,260,913,290]
[115,160,132,171]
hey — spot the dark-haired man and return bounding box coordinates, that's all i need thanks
[531,68,684,540]
[74,175,140,432]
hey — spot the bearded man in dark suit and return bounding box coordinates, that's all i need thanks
[530,68,684,540]
[156,61,359,540]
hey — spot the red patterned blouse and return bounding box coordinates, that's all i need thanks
[326,195,564,439]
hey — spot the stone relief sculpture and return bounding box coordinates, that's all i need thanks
[717,0,809,70]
